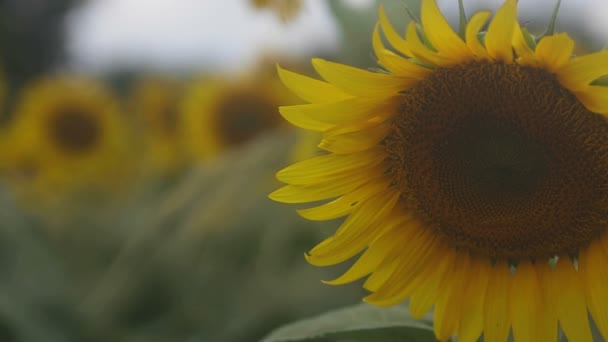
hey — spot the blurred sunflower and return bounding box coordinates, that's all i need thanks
[130,77,184,176]
[271,0,608,341]
[249,0,303,22]
[1,77,133,201]
[181,75,289,160]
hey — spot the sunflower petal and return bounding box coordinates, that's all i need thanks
[405,22,450,67]
[363,225,437,301]
[558,50,608,90]
[373,24,431,78]
[278,106,334,131]
[535,33,574,72]
[549,258,593,342]
[305,191,401,266]
[297,179,391,220]
[512,23,535,64]
[458,258,490,342]
[311,58,411,97]
[319,123,391,154]
[510,261,542,342]
[363,221,433,292]
[276,147,386,185]
[279,96,397,126]
[483,262,511,342]
[277,65,352,103]
[433,253,469,341]
[323,227,403,285]
[378,4,412,57]
[408,249,454,318]
[579,241,608,340]
[269,166,383,203]
[574,86,608,114]
[420,0,470,62]
[485,0,517,63]
[465,11,491,60]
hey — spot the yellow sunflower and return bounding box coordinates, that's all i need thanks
[130,77,185,176]
[181,76,289,160]
[1,76,133,199]
[271,1,608,341]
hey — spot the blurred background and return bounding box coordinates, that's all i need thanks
[0,0,605,341]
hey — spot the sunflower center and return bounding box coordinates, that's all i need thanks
[386,62,608,259]
[214,92,280,146]
[49,109,100,154]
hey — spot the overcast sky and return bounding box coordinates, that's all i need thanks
[66,0,346,74]
[65,0,607,74]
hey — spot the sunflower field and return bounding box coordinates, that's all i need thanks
[1,1,608,341]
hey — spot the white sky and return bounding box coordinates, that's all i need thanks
[66,0,607,74]
[66,0,343,74]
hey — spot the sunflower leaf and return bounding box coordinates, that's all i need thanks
[261,303,437,342]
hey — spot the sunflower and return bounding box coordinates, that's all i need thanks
[181,76,288,160]
[130,77,185,176]
[1,76,133,200]
[270,0,608,341]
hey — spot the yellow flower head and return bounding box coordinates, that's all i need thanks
[0,76,133,200]
[271,1,608,341]
[181,75,289,161]
[130,77,185,176]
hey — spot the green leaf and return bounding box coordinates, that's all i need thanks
[261,303,437,342]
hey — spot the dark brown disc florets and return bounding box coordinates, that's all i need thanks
[385,62,608,259]
[49,109,101,154]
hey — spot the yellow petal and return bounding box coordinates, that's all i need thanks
[548,258,593,342]
[269,166,384,203]
[558,50,608,91]
[306,191,401,267]
[433,253,469,341]
[277,65,352,103]
[485,0,517,63]
[579,241,608,340]
[276,147,386,185]
[363,225,437,300]
[408,249,454,318]
[465,11,491,60]
[512,23,535,64]
[535,33,574,72]
[278,106,334,131]
[420,0,471,62]
[373,24,431,78]
[574,86,608,114]
[405,22,450,67]
[311,58,412,97]
[297,179,391,220]
[280,96,398,127]
[323,227,403,285]
[458,258,490,342]
[483,262,511,342]
[319,123,391,154]
[535,263,559,342]
[510,261,542,342]
[378,4,412,57]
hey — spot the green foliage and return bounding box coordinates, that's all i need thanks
[262,303,437,342]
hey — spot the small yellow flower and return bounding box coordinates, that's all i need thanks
[271,0,608,340]
[1,76,133,200]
